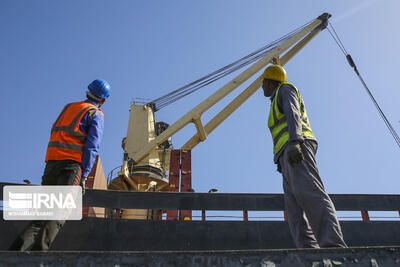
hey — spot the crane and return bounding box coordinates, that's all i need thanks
[108,13,331,219]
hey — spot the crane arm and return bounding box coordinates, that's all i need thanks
[130,13,330,165]
[182,13,330,150]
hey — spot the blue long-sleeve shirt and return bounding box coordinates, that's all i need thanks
[78,99,105,177]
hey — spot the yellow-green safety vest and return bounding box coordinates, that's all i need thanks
[268,82,316,155]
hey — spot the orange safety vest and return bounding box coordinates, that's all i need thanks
[45,101,102,163]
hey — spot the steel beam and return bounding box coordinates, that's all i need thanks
[1,218,400,251]
[1,183,400,212]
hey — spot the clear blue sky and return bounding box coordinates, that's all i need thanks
[1,0,399,197]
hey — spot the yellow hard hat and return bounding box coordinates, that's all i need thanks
[262,65,287,82]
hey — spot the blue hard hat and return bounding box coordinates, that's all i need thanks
[88,79,111,99]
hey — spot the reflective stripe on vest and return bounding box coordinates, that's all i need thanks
[47,141,84,152]
[268,82,316,155]
[51,105,94,142]
[45,102,100,162]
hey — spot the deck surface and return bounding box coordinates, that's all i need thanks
[1,246,400,266]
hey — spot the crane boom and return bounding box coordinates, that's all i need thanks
[181,13,330,150]
[129,13,330,165]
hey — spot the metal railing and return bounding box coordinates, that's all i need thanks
[1,182,400,221]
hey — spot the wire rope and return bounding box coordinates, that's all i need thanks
[147,19,314,111]
[328,22,400,149]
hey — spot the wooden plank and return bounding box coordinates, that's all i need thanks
[83,156,107,218]
[82,156,98,217]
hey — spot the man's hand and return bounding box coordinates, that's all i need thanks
[287,141,304,167]
[80,176,87,195]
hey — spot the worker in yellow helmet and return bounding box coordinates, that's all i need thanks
[262,64,347,248]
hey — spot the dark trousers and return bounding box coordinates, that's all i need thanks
[279,141,347,248]
[9,160,82,251]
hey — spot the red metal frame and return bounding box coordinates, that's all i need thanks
[283,211,288,221]
[167,150,180,220]
[243,210,248,222]
[166,149,193,221]
[361,210,370,221]
[180,150,192,220]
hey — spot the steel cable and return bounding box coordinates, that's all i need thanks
[328,22,400,148]
[147,19,315,111]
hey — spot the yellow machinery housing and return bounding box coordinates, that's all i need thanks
[109,104,170,219]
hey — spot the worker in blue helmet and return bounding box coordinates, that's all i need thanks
[87,79,111,103]
[9,79,111,251]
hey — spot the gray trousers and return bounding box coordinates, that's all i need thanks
[278,140,347,248]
